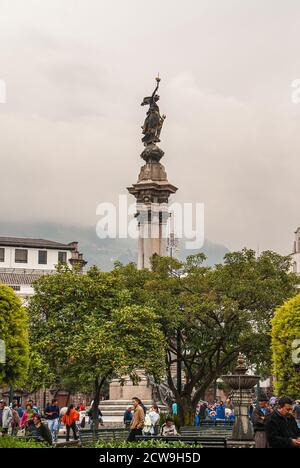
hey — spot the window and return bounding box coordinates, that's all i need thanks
[58,251,67,263]
[11,286,21,292]
[38,250,48,265]
[15,249,28,264]
[0,248,4,262]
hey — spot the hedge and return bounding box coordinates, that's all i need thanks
[272,294,300,399]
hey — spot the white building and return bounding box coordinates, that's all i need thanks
[0,237,86,298]
[291,227,300,275]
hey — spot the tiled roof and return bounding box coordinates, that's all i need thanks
[0,237,76,250]
[0,272,50,285]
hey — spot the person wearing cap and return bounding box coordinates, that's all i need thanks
[0,400,13,436]
[251,394,271,448]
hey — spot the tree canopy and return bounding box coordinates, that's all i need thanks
[113,249,298,423]
[0,284,29,388]
[27,248,298,425]
[28,265,166,419]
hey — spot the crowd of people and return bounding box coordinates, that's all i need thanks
[125,397,178,442]
[124,395,300,449]
[251,396,300,448]
[0,398,89,445]
[194,400,235,425]
[1,394,300,448]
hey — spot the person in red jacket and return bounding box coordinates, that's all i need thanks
[61,404,79,442]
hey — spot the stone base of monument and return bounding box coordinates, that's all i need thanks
[101,373,167,427]
[109,373,153,401]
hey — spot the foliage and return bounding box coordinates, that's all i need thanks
[0,436,51,449]
[93,439,202,449]
[271,294,300,399]
[28,266,166,413]
[0,437,201,449]
[113,249,299,424]
[24,349,54,393]
[0,284,29,387]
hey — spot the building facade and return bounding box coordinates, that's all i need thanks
[291,227,300,274]
[0,236,87,408]
[0,237,86,297]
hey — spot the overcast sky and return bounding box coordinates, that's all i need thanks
[1,0,300,254]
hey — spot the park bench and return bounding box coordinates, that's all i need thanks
[181,425,232,437]
[198,420,234,427]
[136,435,227,449]
[79,428,129,446]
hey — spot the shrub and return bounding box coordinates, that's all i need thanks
[0,436,51,449]
[94,439,202,449]
[271,294,300,399]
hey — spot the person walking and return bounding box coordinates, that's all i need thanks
[266,397,300,449]
[0,400,12,436]
[127,397,145,442]
[11,404,20,436]
[15,403,24,419]
[172,401,178,416]
[252,395,271,448]
[61,404,79,442]
[123,407,133,429]
[45,399,60,443]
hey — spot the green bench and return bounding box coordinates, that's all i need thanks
[79,429,129,446]
[136,435,227,449]
[181,425,232,439]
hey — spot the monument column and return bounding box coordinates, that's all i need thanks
[108,77,178,407]
[128,76,178,270]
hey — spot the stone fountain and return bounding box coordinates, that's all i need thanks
[222,355,260,448]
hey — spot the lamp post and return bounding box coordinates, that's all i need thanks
[176,305,185,418]
[176,328,182,397]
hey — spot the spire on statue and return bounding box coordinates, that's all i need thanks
[140,75,166,163]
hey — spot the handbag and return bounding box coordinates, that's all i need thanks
[17,428,26,438]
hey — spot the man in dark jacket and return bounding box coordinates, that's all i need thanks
[287,413,300,440]
[266,397,300,449]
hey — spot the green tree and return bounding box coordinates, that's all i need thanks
[271,294,300,399]
[29,266,165,425]
[113,249,298,425]
[0,284,29,388]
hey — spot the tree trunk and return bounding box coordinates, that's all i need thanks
[178,394,195,427]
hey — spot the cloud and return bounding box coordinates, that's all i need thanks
[0,0,300,256]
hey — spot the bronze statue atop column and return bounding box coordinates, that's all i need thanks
[140,75,166,162]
